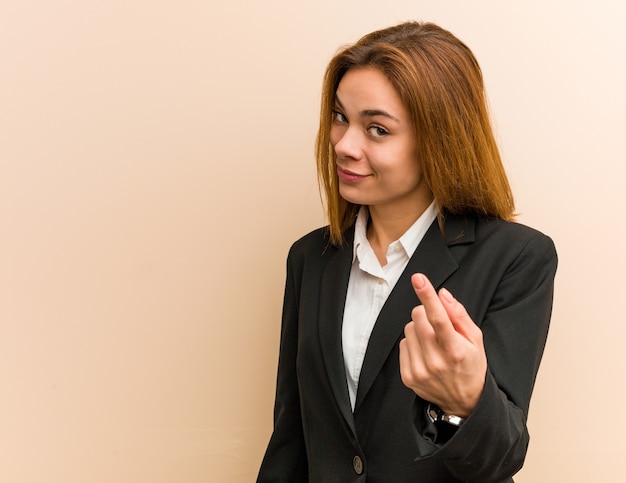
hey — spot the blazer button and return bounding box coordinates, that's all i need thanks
[353,455,363,475]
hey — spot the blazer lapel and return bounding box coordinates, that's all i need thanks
[318,232,356,432]
[354,215,474,411]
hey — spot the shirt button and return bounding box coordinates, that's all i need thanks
[353,455,363,475]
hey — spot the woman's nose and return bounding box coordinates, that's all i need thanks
[333,127,363,160]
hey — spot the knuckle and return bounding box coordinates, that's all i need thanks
[442,342,466,364]
[411,305,424,321]
[403,374,417,388]
[400,364,417,386]
[424,358,444,376]
[429,314,446,327]
[447,348,465,364]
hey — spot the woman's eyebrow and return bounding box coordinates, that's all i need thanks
[361,109,400,122]
[334,97,400,122]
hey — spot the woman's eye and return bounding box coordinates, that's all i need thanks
[332,110,347,123]
[368,125,389,138]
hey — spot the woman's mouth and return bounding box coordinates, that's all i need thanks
[337,166,370,182]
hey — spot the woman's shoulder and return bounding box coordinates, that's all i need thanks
[287,225,353,261]
[476,217,553,243]
[289,226,330,251]
[287,226,332,259]
[472,216,557,261]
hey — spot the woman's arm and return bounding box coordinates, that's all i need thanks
[401,231,557,482]
[257,247,309,483]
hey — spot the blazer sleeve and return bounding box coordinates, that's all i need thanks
[414,229,558,482]
[257,245,309,482]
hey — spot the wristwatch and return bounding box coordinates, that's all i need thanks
[426,403,466,427]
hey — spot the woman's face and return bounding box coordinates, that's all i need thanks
[330,67,432,217]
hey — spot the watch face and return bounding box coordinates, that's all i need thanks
[427,404,441,423]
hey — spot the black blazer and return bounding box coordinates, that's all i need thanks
[258,214,557,483]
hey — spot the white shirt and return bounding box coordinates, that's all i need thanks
[342,202,437,409]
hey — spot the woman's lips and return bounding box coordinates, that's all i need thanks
[337,166,370,182]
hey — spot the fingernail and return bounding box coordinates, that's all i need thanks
[413,273,425,289]
[440,288,455,304]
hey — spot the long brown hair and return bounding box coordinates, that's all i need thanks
[315,22,515,246]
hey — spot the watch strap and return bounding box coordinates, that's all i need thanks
[426,402,465,427]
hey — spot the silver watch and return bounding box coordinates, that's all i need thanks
[426,403,465,427]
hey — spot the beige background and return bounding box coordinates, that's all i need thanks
[1,1,625,481]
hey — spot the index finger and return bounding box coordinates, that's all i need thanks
[411,273,456,343]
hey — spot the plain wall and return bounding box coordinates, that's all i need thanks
[1,1,625,481]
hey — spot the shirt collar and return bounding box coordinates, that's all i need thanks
[399,201,437,258]
[352,207,370,263]
[352,202,437,263]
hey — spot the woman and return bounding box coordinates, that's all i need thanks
[258,21,557,482]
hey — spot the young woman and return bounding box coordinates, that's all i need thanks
[257,21,557,482]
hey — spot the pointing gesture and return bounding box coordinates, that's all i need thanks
[399,273,487,418]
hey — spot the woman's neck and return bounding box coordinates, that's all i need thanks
[366,199,433,266]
